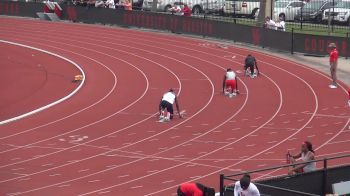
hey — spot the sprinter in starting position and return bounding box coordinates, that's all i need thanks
[223,68,239,98]
[159,89,182,122]
[244,54,259,78]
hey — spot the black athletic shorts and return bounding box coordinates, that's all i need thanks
[160,100,174,115]
[245,63,254,69]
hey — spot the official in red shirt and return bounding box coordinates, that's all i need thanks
[177,183,215,196]
[328,43,339,89]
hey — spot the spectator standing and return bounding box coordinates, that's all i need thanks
[183,4,192,17]
[328,43,339,89]
[123,0,132,11]
[288,141,316,175]
[234,174,260,196]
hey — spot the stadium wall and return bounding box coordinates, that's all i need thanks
[1,1,350,57]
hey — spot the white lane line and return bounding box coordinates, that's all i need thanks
[41,163,53,167]
[49,174,61,177]
[88,180,100,183]
[0,40,85,125]
[162,180,174,184]
[327,139,350,145]
[118,175,129,178]
[130,185,143,189]
[147,170,158,173]
[11,168,25,171]
[98,191,111,194]
[106,165,118,168]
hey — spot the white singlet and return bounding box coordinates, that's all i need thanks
[162,92,176,104]
[226,71,236,80]
[301,151,316,172]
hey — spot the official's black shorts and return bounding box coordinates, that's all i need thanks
[160,100,174,115]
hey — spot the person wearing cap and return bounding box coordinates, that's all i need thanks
[328,42,339,89]
[159,89,182,122]
[288,141,316,175]
[234,174,260,196]
[177,182,215,196]
[223,68,239,98]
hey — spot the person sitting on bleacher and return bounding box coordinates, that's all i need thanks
[234,174,260,196]
[288,141,316,175]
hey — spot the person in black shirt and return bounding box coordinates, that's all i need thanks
[244,54,259,78]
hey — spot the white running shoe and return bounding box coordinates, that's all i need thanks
[164,117,170,122]
[159,115,164,120]
[329,84,338,89]
[224,91,230,96]
[229,93,236,98]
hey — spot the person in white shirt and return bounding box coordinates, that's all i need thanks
[169,4,183,15]
[223,68,239,98]
[288,141,316,174]
[159,89,182,122]
[275,17,286,31]
[234,174,260,196]
[105,0,115,9]
[95,0,105,8]
[264,16,276,30]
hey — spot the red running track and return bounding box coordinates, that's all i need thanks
[0,41,81,122]
[0,17,349,195]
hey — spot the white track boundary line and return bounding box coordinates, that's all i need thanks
[0,40,85,125]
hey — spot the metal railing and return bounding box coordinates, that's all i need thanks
[219,153,350,196]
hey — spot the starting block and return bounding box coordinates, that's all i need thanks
[73,75,84,82]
